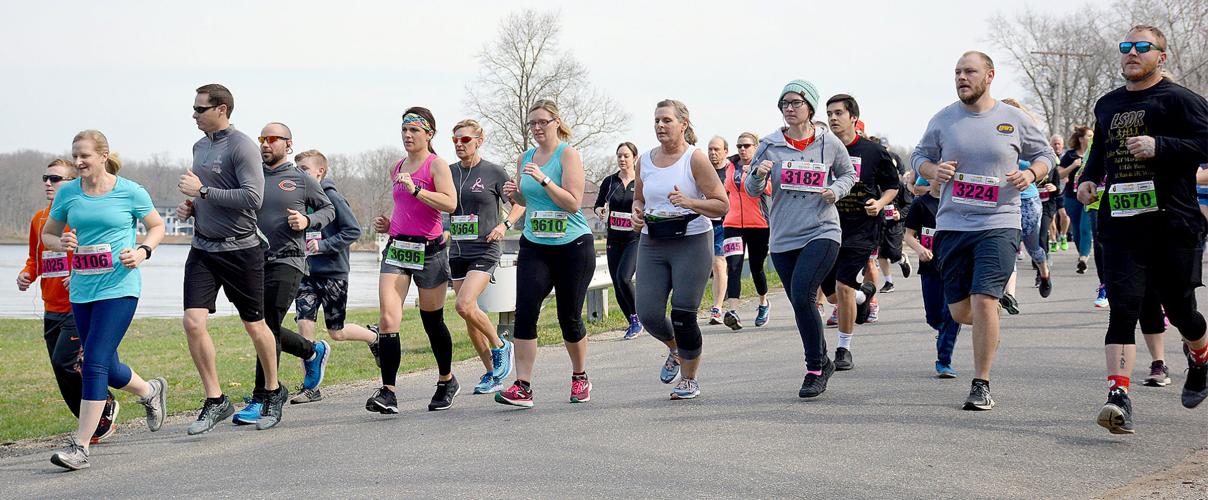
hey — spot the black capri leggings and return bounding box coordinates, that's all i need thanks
[606,237,638,318]
[1103,235,1206,346]
[724,227,770,299]
[514,235,595,342]
[770,239,840,372]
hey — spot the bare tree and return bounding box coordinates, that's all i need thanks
[464,9,628,180]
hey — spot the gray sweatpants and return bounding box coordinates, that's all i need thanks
[636,231,713,359]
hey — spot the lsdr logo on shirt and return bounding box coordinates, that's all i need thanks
[995,123,1016,135]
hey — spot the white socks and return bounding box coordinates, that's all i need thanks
[837,332,853,349]
[854,290,867,305]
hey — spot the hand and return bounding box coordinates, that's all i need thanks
[594,207,607,219]
[755,160,774,179]
[1045,183,1058,192]
[306,239,320,253]
[1005,169,1034,191]
[118,247,144,269]
[176,199,193,220]
[820,188,837,204]
[63,275,70,289]
[522,163,546,183]
[287,209,309,231]
[502,179,518,203]
[60,230,78,252]
[395,172,415,193]
[864,199,883,217]
[487,223,507,242]
[668,185,694,210]
[1076,181,1100,205]
[1126,136,1156,159]
[178,170,203,197]
[630,208,646,231]
[17,271,31,291]
[373,215,390,234]
[933,160,958,183]
[918,248,934,262]
[441,231,450,244]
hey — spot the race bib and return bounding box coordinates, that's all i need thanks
[41,251,70,278]
[883,204,897,220]
[780,161,828,193]
[72,244,113,276]
[305,231,322,256]
[1038,190,1051,201]
[951,173,1001,207]
[383,240,425,270]
[920,227,935,250]
[850,157,862,178]
[608,211,633,231]
[1108,181,1158,217]
[722,236,744,257]
[530,210,568,238]
[451,215,479,241]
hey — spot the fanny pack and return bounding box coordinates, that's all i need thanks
[644,213,700,240]
[388,234,447,255]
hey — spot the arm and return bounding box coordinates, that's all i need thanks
[545,147,585,212]
[1154,95,1208,166]
[911,117,955,182]
[827,140,857,201]
[1197,166,1208,186]
[594,176,609,208]
[1018,118,1055,182]
[1076,119,1107,187]
[676,150,728,218]
[744,143,770,197]
[121,209,165,269]
[868,148,900,214]
[301,175,336,230]
[631,161,646,231]
[1057,152,1081,180]
[21,215,39,279]
[41,217,68,252]
[417,158,457,212]
[204,139,264,209]
[318,190,362,254]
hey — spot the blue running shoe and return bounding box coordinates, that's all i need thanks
[660,349,681,384]
[755,302,770,327]
[233,397,262,425]
[935,362,957,379]
[492,338,514,381]
[474,372,503,394]
[623,314,643,340]
[302,340,330,390]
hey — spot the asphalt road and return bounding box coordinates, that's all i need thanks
[1,250,1205,499]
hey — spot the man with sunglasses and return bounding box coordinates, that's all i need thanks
[18,159,119,444]
[177,83,290,434]
[913,51,1056,411]
[1075,25,1208,434]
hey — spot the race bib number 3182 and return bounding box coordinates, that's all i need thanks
[780,161,828,193]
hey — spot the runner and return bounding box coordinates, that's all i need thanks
[822,94,899,371]
[1002,98,1055,301]
[44,130,167,470]
[875,142,913,296]
[903,178,962,377]
[1060,126,1095,274]
[366,107,459,413]
[720,131,772,330]
[594,142,641,339]
[1041,135,1064,258]
[747,79,856,398]
[17,159,119,444]
[446,119,519,394]
[631,99,728,400]
[705,137,731,325]
[496,99,595,408]
[290,149,381,404]
[1074,25,1208,433]
[913,51,1056,410]
[178,84,288,433]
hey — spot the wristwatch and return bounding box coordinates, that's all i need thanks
[412,185,422,197]
[199,186,209,199]
[540,177,551,187]
[138,244,153,260]
[503,220,513,230]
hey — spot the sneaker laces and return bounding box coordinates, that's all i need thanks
[664,352,680,371]
[571,377,589,393]
[492,347,504,367]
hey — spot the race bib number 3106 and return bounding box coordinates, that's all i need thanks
[72,244,114,276]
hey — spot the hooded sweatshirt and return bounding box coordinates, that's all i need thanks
[258,162,335,273]
[307,178,362,279]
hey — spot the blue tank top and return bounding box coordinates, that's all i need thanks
[1018,160,1040,200]
[519,143,591,245]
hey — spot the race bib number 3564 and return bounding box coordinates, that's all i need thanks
[451,215,479,241]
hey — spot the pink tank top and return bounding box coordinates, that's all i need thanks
[389,154,443,239]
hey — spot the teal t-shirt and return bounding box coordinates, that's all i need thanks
[49,177,154,303]
[519,143,591,245]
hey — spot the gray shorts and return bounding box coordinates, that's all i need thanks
[379,239,451,289]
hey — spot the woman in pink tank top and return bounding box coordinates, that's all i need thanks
[368,106,461,413]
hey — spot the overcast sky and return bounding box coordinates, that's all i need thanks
[2,0,1092,166]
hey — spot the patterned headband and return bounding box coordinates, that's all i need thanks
[401,113,433,133]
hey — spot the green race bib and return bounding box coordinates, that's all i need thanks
[1107,181,1158,217]
[384,240,425,270]
[530,210,568,238]
[451,215,479,241]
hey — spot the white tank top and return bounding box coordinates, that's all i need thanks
[639,147,712,236]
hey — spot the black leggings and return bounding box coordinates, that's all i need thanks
[771,239,840,371]
[606,237,638,317]
[514,235,595,342]
[1039,199,1056,261]
[1088,209,1105,283]
[724,227,770,299]
[255,262,315,393]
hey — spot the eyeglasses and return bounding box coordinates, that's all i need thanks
[778,99,807,111]
[1119,41,1163,54]
[42,174,73,183]
[257,135,290,145]
[452,136,479,144]
[193,105,217,114]
[526,119,555,129]
[736,144,755,150]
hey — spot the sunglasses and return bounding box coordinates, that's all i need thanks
[526,119,555,129]
[1119,41,1163,54]
[43,174,73,183]
[452,136,479,144]
[778,99,807,111]
[257,135,290,145]
[193,105,217,114]
[737,144,755,149]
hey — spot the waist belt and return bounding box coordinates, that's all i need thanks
[194,227,257,244]
[388,235,447,254]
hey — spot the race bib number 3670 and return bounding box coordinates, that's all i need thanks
[950,173,1001,207]
[1108,181,1158,217]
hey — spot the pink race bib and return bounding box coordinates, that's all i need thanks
[721,236,744,257]
[41,251,70,278]
[920,227,935,250]
[608,211,633,231]
[72,244,114,276]
[780,161,828,193]
[851,156,862,178]
[951,173,1001,208]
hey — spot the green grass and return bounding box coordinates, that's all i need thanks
[0,268,778,443]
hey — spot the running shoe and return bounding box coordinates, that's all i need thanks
[290,387,323,404]
[709,307,723,325]
[799,358,836,398]
[495,382,533,408]
[302,340,330,390]
[1183,344,1208,409]
[660,349,681,384]
[474,372,503,394]
[1143,360,1170,387]
[428,376,461,411]
[366,386,399,414]
[1094,285,1109,308]
[623,314,644,340]
[570,374,592,403]
[492,338,515,381]
[91,397,119,444]
[855,282,878,324]
[187,395,234,435]
[962,380,995,411]
[50,436,89,471]
[879,281,896,294]
[1039,276,1053,298]
[826,307,839,328]
[867,299,880,323]
[723,310,743,331]
[368,324,381,368]
[755,302,770,327]
[256,384,289,430]
[899,258,912,278]
[1060,235,1069,251]
[670,378,700,400]
[834,347,854,371]
[1049,241,1058,253]
[935,362,957,379]
[139,377,167,432]
[1076,260,1088,274]
[1096,387,1135,434]
[999,293,1020,315]
[1034,270,1042,288]
[233,396,263,425]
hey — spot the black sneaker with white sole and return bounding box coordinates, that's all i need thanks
[367,324,382,368]
[834,347,854,371]
[366,386,399,414]
[962,380,995,411]
[855,282,878,324]
[899,258,912,278]
[799,358,836,398]
[1096,387,1135,434]
[1183,345,1208,409]
[722,310,743,331]
[428,376,461,411]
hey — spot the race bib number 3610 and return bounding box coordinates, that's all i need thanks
[530,210,569,238]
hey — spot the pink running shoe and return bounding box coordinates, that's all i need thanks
[570,374,591,403]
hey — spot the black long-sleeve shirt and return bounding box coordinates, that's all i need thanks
[258,162,335,273]
[594,172,637,242]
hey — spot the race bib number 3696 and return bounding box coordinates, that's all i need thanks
[384,240,425,270]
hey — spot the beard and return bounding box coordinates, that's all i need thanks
[959,83,986,105]
[1122,61,1161,83]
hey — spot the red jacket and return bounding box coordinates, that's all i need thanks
[21,206,71,313]
[723,161,770,229]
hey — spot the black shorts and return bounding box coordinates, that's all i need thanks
[294,276,349,331]
[933,228,1020,303]
[1102,236,1204,300]
[379,237,451,289]
[878,220,905,262]
[449,255,498,281]
[184,246,265,322]
[821,246,875,297]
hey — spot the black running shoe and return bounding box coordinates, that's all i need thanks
[722,310,743,331]
[366,386,398,414]
[899,258,912,278]
[1182,344,1208,409]
[91,395,118,444]
[1096,387,1135,434]
[367,324,382,368]
[855,282,877,324]
[999,293,1020,315]
[962,380,994,411]
[428,376,461,411]
[799,358,836,398]
[1038,276,1053,298]
[187,395,234,435]
[1076,260,1088,274]
[834,347,854,371]
[256,384,289,430]
[879,282,896,294]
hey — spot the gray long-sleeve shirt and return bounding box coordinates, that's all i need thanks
[744,125,857,253]
[910,101,1056,232]
[190,126,265,252]
[258,162,335,274]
